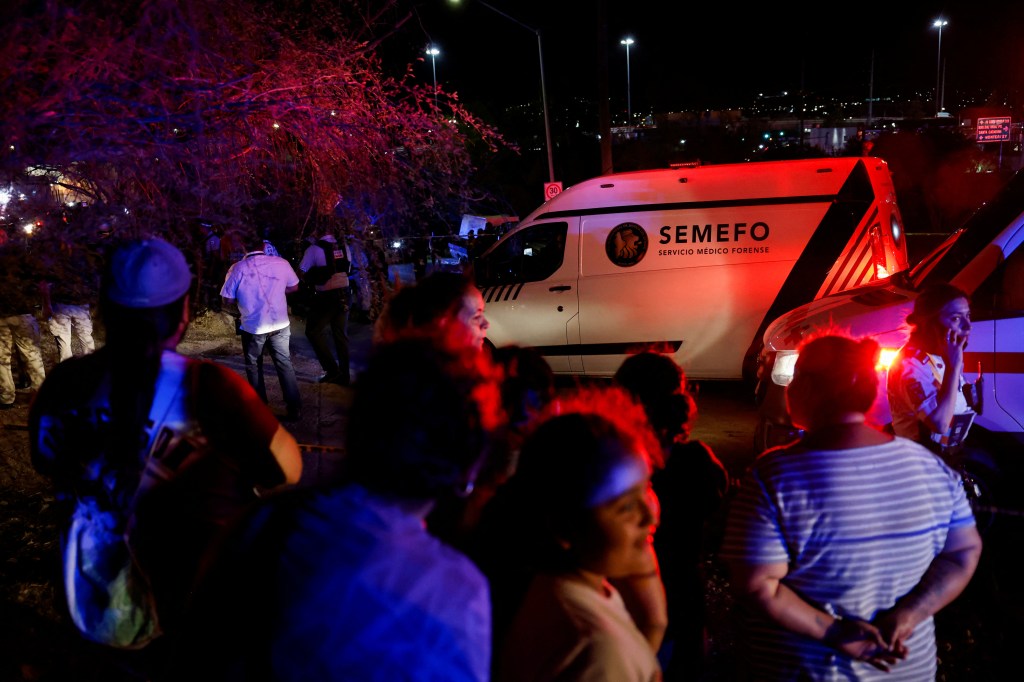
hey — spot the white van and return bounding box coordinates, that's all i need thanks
[475,157,909,379]
[755,167,1024,496]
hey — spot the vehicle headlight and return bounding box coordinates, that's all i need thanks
[769,347,900,387]
[770,350,799,386]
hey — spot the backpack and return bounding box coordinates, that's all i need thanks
[63,494,161,649]
[59,357,202,649]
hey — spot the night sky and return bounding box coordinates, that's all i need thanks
[396,1,1024,115]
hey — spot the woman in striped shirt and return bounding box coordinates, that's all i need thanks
[721,333,982,681]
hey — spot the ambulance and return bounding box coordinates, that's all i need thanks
[474,157,909,379]
[755,166,1024,503]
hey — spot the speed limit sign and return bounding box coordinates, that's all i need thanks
[544,182,563,201]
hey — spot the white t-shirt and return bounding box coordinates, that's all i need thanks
[498,573,662,682]
[220,252,299,334]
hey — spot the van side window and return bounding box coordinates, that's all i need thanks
[996,245,1024,313]
[476,222,568,286]
[975,244,1024,315]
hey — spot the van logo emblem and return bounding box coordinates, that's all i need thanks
[606,222,648,267]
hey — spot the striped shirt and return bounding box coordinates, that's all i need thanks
[720,437,975,681]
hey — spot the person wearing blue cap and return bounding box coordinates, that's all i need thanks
[29,237,302,672]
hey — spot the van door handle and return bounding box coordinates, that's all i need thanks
[549,285,572,292]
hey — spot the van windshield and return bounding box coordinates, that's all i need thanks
[475,222,568,286]
[910,168,1024,289]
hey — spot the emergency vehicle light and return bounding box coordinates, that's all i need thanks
[876,348,900,372]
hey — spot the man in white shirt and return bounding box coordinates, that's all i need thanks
[298,233,352,386]
[221,233,303,421]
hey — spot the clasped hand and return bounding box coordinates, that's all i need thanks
[825,615,909,672]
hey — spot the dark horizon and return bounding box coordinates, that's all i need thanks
[393,1,1024,117]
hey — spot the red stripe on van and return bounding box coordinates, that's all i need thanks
[820,235,871,298]
[968,351,1024,375]
[837,239,874,293]
[817,208,877,297]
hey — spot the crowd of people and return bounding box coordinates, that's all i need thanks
[10,228,985,681]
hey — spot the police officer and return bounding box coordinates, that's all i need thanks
[299,232,353,386]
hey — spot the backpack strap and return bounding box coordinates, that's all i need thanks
[132,354,192,502]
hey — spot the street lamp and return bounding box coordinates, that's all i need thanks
[620,37,634,123]
[426,45,440,106]
[933,18,948,116]
[450,0,555,183]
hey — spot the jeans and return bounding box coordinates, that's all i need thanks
[241,326,301,412]
[305,288,350,384]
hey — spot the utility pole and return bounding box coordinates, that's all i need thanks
[620,37,634,123]
[472,1,556,183]
[598,0,612,174]
[427,46,440,107]
[933,19,948,116]
[867,50,874,126]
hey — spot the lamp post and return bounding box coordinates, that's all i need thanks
[620,37,634,123]
[451,1,555,183]
[933,18,948,116]
[426,45,440,106]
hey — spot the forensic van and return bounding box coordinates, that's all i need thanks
[754,166,1024,511]
[474,157,910,379]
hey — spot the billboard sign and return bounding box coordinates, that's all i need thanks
[976,117,1011,143]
